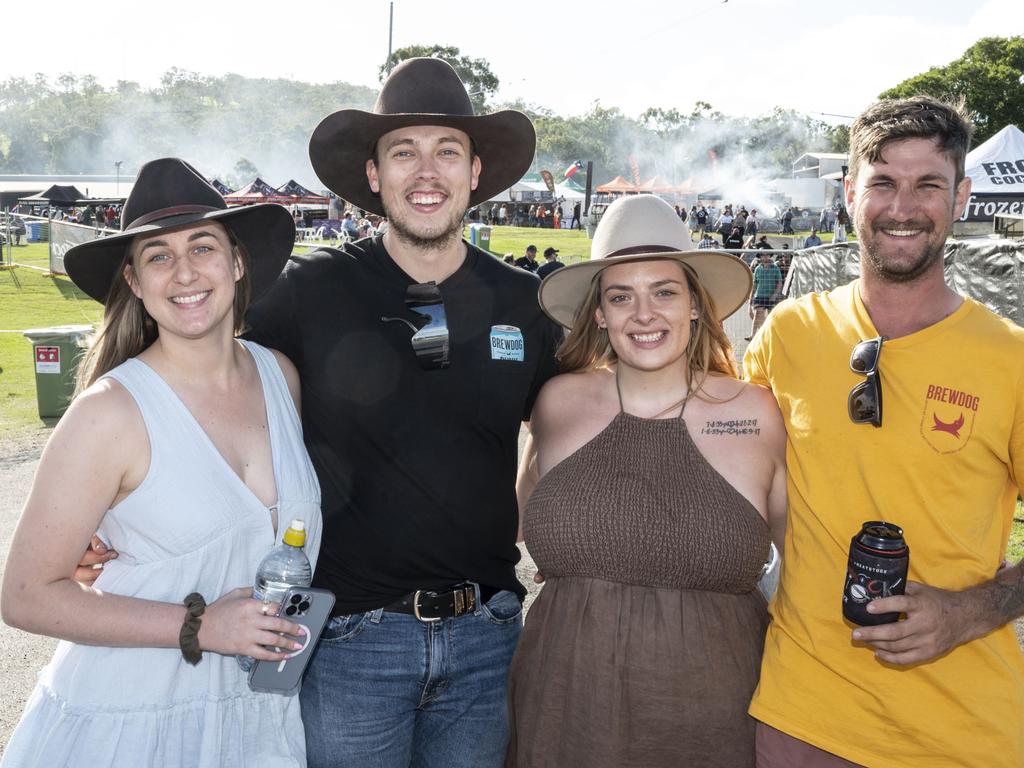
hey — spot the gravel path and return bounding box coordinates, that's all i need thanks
[0,431,57,752]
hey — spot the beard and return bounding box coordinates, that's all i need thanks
[386,209,463,252]
[380,181,469,253]
[858,216,948,284]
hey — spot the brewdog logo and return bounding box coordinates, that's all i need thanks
[920,384,979,453]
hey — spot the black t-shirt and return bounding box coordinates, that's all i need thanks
[246,236,562,613]
[536,261,565,280]
[514,256,539,272]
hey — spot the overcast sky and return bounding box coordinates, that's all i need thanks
[4,0,1021,122]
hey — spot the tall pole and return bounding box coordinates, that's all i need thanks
[386,2,394,74]
[115,160,123,196]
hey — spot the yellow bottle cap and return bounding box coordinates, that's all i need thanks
[282,519,306,547]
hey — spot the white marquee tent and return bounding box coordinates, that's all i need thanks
[961,124,1024,222]
[486,179,586,204]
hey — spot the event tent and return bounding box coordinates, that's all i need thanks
[486,179,585,204]
[276,179,328,204]
[636,175,676,194]
[224,178,293,205]
[210,179,234,195]
[595,176,638,194]
[18,184,86,206]
[962,124,1024,222]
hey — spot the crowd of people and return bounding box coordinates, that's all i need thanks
[474,200,583,230]
[11,203,123,229]
[2,58,1023,768]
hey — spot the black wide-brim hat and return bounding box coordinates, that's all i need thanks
[309,57,536,216]
[64,158,295,304]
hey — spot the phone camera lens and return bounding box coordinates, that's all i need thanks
[285,605,297,616]
[290,594,303,605]
[298,600,311,613]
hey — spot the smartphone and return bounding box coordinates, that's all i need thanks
[248,586,335,695]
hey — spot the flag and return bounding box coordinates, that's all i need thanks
[563,160,584,179]
[540,170,556,193]
[629,156,641,187]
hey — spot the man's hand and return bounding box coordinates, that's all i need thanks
[75,535,118,585]
[854,562,1024,666]
[852,581,977,665]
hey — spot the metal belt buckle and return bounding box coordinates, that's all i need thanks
[412,590,441,623]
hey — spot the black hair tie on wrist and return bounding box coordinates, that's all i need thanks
[179,592,206,666]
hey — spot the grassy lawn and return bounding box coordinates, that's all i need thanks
[477,225,594,265]
[1008,504,1024,562]
[0,244,103,440]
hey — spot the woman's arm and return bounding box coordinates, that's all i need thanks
[515,428,539,543]
[1,382,303,660]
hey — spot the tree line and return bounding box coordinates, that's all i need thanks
[0,37,1019,190]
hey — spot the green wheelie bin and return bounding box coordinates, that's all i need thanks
[23,325,94,419]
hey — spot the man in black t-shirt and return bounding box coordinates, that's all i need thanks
[536,246,565,279]
[246,58,560,768]
[514,244,539,272]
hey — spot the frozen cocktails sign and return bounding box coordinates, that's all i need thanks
[961,124,1024,222]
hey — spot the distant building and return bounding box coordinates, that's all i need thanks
[791,153,849,181]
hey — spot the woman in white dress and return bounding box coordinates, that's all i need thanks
[1,158,322,767]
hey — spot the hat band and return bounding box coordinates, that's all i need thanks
[604,244,679,258]
[127,204,222,231]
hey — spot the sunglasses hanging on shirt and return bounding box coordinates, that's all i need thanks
[847,336,884,428]
[381,282,451,370]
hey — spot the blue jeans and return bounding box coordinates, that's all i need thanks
[300,589,523,768]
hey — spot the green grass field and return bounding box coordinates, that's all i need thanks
[0,244,103,439]
[1008,510,1024,562]
[479,225,593,264]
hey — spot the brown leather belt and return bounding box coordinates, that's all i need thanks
[384,582,499,623]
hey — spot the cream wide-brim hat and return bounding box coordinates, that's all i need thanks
[538,195,753,329]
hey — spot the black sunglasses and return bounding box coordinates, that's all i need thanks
[381,282,450,370]
[848,336,884,427]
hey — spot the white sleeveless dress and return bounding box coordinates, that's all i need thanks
[2,340,322,767]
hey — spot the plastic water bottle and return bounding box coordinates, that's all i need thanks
[238,519,312,671]
[252,519,312,605]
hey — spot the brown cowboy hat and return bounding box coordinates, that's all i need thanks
[539,195,752,328]
[309,57,536,216]
[64,158,294,304]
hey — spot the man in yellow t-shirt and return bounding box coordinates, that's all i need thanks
[745,96,1024,768]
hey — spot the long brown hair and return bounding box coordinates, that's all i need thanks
[557,259,738,399]
[74,227,253,395]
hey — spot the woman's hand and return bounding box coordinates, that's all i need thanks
[198,587,308,661]
[74,535,119,585]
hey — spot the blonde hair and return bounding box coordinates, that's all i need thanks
[557,259,738,399]
[74,228,252,395]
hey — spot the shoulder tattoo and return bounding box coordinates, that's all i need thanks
[700,418,760,437]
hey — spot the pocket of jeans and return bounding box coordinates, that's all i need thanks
[480,590,523,625]
[319,612,370,643]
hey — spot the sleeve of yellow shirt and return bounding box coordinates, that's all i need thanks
[742,324,770,388]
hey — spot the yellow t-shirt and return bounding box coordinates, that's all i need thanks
[745,280,1024,768]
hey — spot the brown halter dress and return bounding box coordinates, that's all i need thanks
[507,390,772,768]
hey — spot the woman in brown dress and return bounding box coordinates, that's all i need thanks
[508,195,787,768]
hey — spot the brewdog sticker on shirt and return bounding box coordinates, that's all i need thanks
[490,325,525,361]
